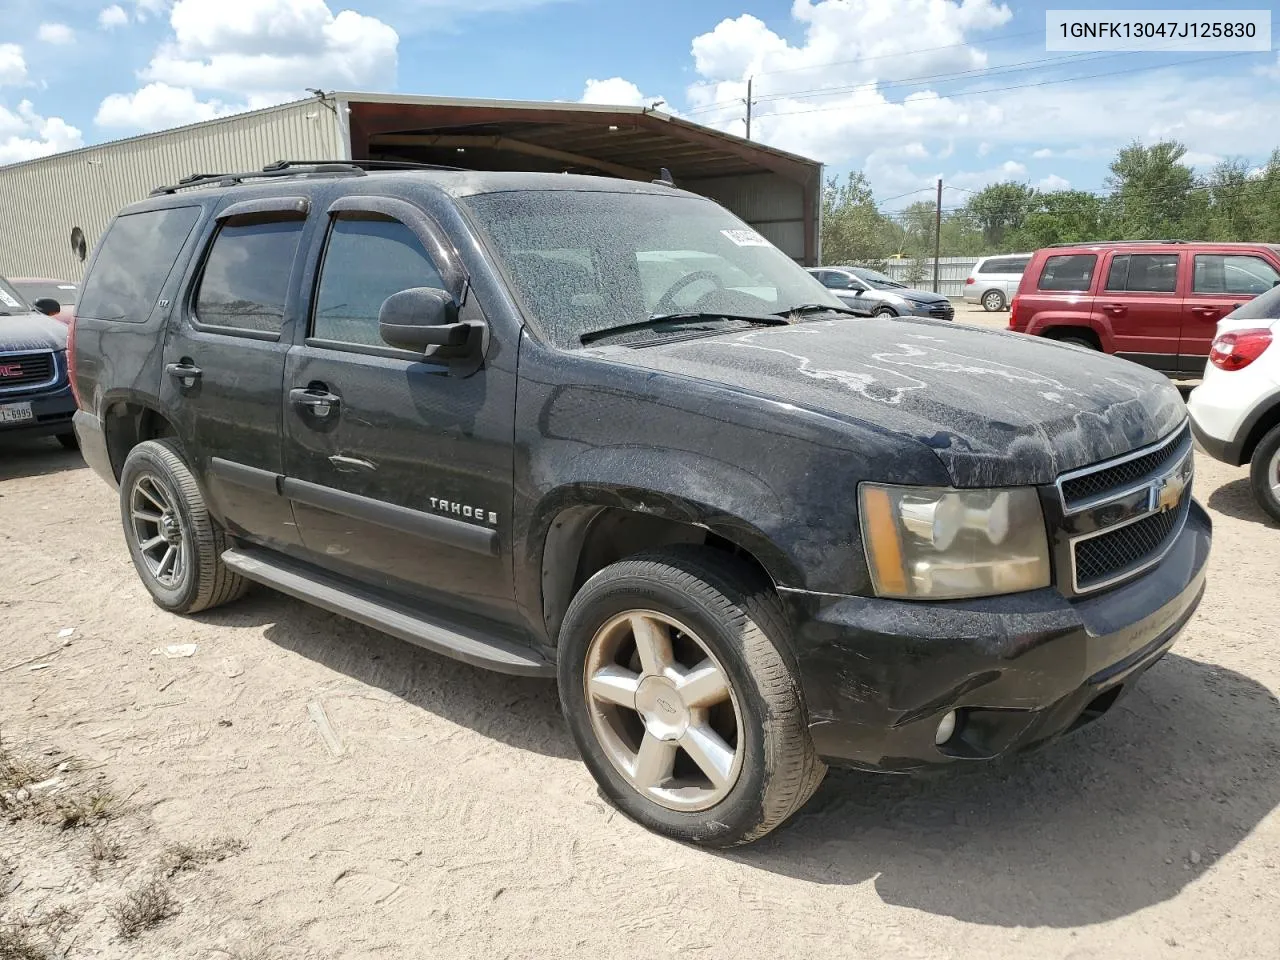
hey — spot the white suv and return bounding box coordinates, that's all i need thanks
[1188,283,1280,522]
[963,254,1032,312]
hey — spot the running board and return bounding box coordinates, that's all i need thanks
[221,547,554,678]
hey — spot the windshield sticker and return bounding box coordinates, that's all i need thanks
[721,229,771,248]
[0,289,21,308]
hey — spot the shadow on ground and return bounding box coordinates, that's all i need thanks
[0,438,85,481]
[196,589,575,760]
[729,653,1280,927]
[1207,476,1278,528]
[197,591,1280,928]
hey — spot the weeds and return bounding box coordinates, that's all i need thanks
[37,908,78,947]
[0,921,49,960]
[89,831,125,865]
[159,838,246,877]
[52,791,113,830]
[108,879,177,940]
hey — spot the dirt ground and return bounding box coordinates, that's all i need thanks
[2,312,1277,959]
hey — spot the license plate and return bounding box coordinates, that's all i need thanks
[0,402,34,424]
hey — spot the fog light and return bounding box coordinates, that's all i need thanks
[935,710,958,746]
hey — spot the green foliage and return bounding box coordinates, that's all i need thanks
[821,139,1280,263]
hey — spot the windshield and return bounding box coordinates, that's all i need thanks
[0,277,31,315]
[850,267,904,289]
[12,281,77,307]
[462,190,843,346]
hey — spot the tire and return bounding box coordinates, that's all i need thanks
[981,289,1006,312]
[874,306,898,318]
[557,545,826,847]
[1059,336,1098,350]
[118,439,247,614]
[56,431,79,451]
[1248,424,1280,524]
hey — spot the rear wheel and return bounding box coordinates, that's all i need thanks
[981,289,1006,312]
[557,546,825,847]
[1249,424,1280,524]
[118,439,247,614]
[1058,335,1099,350]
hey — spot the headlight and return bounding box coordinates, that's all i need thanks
[859,484,1051,600]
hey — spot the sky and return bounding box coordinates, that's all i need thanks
[1,0,1278,211]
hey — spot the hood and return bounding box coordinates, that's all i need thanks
[894,287,948,305]
[591,316,1186,487]
[0,311,68,353]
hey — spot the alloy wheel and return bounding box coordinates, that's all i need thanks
[583,610,744,812]
[129,473,188,587]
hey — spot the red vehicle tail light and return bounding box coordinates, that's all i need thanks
[1008,295,1021,329]
[965,277,975,285]
[1209,328,1272,371]
[65,313,82,409]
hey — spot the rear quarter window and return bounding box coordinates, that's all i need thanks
[1038,254,1097,292]
[77,207,201,322]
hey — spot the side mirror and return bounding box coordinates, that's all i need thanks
[379,287,474,358]
[33,298,61,316]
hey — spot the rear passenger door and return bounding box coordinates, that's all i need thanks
[1183,253,1280,369]
[281,197,521,626]
[1097,251,1181,372]
[160,197,308,549]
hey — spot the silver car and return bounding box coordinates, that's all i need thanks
[807,266,954,321]
[963,254,1032,312]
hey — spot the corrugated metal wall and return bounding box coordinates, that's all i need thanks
[882,256,978,297]
[0,100,345,282]
[684,173,807,262]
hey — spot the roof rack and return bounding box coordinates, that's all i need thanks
[150,159,463,196]
[1045,239,1189,247]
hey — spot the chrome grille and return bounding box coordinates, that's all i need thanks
[1057,422,1194,594]
[1060,422,1190,507]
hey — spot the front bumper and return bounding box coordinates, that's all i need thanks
[783,500,1211,771]
[0,385,76,440]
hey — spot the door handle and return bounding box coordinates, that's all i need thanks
[165,360,202,384]
[1102,304,1127,315]
[1190,306,1219,317]
[290,385,341,419]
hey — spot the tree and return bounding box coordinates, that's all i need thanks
[963,182,1037,248]
[1105,140,1196,240]
[1012,191,1109,249]
[820,171,894,264]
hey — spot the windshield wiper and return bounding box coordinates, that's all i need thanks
[777,303,860,317]
[580,311,787,345]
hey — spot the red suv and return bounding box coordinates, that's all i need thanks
[1009,241,1280,376]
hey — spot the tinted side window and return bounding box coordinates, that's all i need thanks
[1105,253,1179,293]
[1038,254,1097,292]
[78,207,200,322]
[1007,257,1030,273]
[1194,254,1280,295]
[194,219,304,334]
[980,258,1017,274]
[312,217,445,346]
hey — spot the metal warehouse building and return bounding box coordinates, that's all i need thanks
[0,92,823,281]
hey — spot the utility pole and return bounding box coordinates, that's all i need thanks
[744,76,753,140]
[933,178,943,294]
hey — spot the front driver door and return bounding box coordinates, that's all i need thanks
[823,272,875,315]
[281,197,521,626]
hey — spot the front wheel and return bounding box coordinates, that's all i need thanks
[557,546,825,847]
[981,289,1006,312]
[1249,424,1280,524]
[874,306,898,318]
[118,439,247,614]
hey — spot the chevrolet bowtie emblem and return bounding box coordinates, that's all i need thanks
[1151,471,1186,514]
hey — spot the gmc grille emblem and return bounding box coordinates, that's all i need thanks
[0,363,22,378]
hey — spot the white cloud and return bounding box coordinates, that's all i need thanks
[137,0,398,100]
[37,24,75,45]
[133,0,171,19]
[0,44,26,86]
[95,81,246,131]
[580,77,667,109]
[1181,151,1223,170]
[99,5,129,29]
[1032,148,1053,159]
[1038,174,1070,192]
[0,99,84,164]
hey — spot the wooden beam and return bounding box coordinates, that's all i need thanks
[371,133,655,180]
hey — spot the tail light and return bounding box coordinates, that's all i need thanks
[65,312,82,409]
[1008,295,1021,329]
[1209,328,1272,371]
[965,277,975,285]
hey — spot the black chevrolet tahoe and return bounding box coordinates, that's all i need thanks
[0,274,78,449]
[70,161,1211,847]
